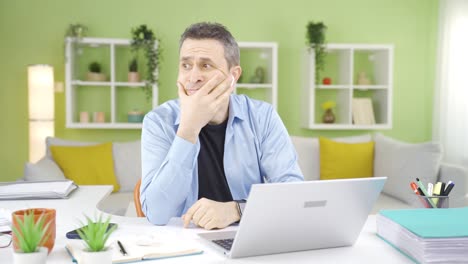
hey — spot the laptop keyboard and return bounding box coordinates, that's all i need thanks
[213,238,234,251]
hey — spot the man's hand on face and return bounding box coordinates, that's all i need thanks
[182,198,240,230]
[176,72,234,144]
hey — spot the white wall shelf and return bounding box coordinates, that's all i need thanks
[65,37,158,129]
[236,42,278,110]
[301,43,394,130]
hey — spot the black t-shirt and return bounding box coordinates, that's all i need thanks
[197,120,233,202]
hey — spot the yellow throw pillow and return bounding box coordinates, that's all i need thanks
[50,142,120,192]
[319,137,374,180]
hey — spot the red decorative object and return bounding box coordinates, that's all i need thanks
[322,77,332,85]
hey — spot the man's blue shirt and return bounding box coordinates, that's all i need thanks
[141,94,303,225]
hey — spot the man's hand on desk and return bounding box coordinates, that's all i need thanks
[182,198,240,230]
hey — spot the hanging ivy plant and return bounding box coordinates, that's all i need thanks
[130,24,161,102]
[306,21,327,84]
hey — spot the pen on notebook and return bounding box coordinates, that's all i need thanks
[117,240,128,256]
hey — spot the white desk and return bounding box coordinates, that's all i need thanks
[0,186,412,264]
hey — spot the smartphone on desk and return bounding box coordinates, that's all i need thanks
[66,223,117,239]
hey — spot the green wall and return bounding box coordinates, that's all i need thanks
[0,0,439,181]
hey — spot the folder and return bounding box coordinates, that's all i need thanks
[376,207,468,263]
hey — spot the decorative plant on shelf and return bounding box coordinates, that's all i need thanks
[306,21,327,84]
[12,210,50,263]
[321,100,336,124]
[65,23,88,39]
[87,62,106,82]
[128,57,140,82]
[130,24,162,101]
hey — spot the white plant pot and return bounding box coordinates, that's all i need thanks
[80,248,112,264]
[87,72,106,82]
[13,247,47,264]
[128,72,140,82]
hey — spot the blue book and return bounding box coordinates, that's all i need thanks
[377,207,468,264]
[379,207,468,238]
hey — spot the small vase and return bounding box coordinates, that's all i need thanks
[322,109,335,124]
[128,72,140,83]
[13,247,47,264]
[87,72,106,82]
[80,248,112,264]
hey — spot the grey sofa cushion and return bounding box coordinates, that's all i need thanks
[374,133,443,204]
[44,137,141,192]
[24,157,66,181]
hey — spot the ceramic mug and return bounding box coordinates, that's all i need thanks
[12,208,56,254]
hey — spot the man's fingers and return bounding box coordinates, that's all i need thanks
[204,219,217,230]
[183,201,202,228]
[192,207,207,226]
[208,75,233,100]
[177,82,187,98]
[198,72,226,95]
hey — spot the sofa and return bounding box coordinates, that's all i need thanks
[22,134,468,217]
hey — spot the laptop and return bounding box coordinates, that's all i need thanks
[198,177,386,258]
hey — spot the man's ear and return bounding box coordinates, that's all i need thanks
[230,66,242,82]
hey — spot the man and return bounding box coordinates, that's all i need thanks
[141,22,303,230]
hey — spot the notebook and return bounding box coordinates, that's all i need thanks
[66,237,203,263]
[199,177,386,258]
[376,207,468,263]
[0,180,77,200]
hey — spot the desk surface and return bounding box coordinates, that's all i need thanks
[0,186,412,264]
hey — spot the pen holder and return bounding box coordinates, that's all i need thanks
[414,194,449,209]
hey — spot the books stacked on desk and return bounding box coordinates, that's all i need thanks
[0,180,77,200]
[376,207,468,264]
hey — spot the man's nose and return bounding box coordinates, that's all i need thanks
[188,67,204,84]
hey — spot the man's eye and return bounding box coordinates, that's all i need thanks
[203,64,212,69]
[182,63,191,70]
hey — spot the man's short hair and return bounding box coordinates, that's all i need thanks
[179,22,240,68]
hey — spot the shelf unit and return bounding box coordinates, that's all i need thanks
[65,37,158,129]
[236,42,278,110]
[301,43,393,130]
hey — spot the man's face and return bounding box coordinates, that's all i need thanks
[178,39,230,95]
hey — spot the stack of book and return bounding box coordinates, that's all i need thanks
[0,180,77,200]
[352,98,375,125]
[376,207,468,263]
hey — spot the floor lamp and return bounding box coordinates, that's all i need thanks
[28,64,54,163]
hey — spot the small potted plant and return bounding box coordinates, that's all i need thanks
[321,100,336,124]
[12,210,50,264]
[77,214,117,263]
[128,57,140,82]
[65,23,88,39]
[87,62,106,82]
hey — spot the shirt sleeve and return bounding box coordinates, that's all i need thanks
[259,106,304,183]
[140,112,198,225]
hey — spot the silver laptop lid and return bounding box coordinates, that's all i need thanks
[228,177,386,258]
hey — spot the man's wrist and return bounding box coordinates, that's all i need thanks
[234,200,246,221]
[176,125,200,144]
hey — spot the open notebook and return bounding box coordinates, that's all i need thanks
[66,237,203,263]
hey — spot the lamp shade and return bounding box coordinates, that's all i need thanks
[28,64,54,162]
[28,65,54,120]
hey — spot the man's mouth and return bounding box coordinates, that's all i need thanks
[185,83,200,95]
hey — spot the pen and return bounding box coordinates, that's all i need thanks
[117,240,128,256]
[444,182,455,196]
[416,178,437,208]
